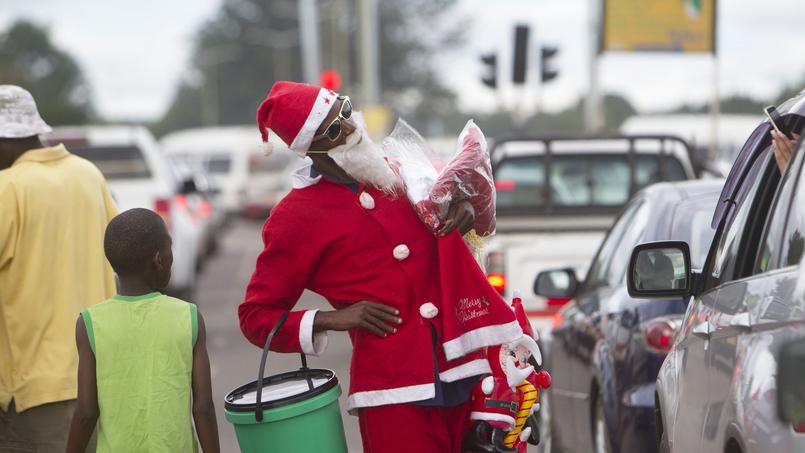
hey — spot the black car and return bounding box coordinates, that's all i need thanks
[535,180,722,453]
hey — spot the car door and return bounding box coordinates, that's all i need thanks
[703,148,784,451]
[669,148,773,452]
[705,136,805,452]
[549,199,643,452]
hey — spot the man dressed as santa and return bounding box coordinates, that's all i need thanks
[239,81,522,452]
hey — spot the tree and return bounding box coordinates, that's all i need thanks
[154,0,465,136]
[0,20,95,125]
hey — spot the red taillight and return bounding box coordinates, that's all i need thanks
[487,273,506,295]
[793,420,805,433]
[154,197,172,228]
[174,194,189,211]
[644,320,676,353]
[198,199,212,219]
[551,311,565,329]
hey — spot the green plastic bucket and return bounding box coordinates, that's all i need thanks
[224,312,348,453]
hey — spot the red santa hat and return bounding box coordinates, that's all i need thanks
[511,291,535,339]
[255,81,339,157]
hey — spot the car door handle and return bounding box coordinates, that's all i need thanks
[692,321,713,338]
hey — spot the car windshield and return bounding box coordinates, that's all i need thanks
[70,145,151,180]
[206,156,232,174]
[495,154,687,212]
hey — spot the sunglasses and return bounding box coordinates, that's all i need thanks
[312,96,353,142]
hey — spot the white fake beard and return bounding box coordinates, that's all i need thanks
[328,129,401,195]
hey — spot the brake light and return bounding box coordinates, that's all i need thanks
[793,421,805,433]
[154,197,172,228]
[174,194,189,210]
[644,320,676,353]
[487,273,506,295]
[198,199,213,219]
[551,311,565,329]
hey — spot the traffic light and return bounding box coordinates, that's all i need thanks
[480,53,497,89]
[512,25,530,84]
[541,46,559,83]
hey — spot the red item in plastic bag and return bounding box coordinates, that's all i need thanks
[416,125,496,235]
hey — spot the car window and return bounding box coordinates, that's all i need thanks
[777,140,805,268]
[206,156,232,174]
[671,195,718,269]
[607,202,651,285]
[70,145,152,180]
[756,142,804,272]
[585,200,643,290]
[495,156,546,209]
[495,154,687,212]
[710,150,771,285]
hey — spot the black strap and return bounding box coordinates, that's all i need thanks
[255,311,289,422]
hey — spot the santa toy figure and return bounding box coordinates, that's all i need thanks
[463,293,552,453]
[239,81,524,453]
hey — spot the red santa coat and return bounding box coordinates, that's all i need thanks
[239,162,520,411]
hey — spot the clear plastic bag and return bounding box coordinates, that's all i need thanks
[383,119,496,237]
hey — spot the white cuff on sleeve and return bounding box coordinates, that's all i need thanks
[300,309,328,356]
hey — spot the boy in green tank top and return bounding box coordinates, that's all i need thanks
[65,208,220,453]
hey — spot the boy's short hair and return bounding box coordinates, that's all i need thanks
[104,208,169,275]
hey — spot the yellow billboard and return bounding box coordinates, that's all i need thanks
[602,0,716,53]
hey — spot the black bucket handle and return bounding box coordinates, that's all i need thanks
[254,311,314,422]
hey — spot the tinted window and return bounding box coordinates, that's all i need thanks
[757,143,803,272]
[70,145,151,180]
[607,202,651,285]
[495,154,687,211]
[671,196,718,269]
[206,156,232,174]
[586,200,644,289]
[778,140,805,267]
[710,150,772,284]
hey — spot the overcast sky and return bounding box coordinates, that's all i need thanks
[3,0,805,120]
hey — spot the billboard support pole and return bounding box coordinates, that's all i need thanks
[585,0,603,133]
[709,55,720,160]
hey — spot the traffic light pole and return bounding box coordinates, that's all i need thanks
[584,0,604,133]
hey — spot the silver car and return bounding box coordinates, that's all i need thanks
[626,90,805,453]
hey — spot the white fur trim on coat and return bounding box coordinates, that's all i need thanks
[290,159,322,189]
[346,383,435,414]
[469,412,516,430]
[299,309,328,356]
[442,320,522,361]
[439,359,491,383]
[289,88,339,154]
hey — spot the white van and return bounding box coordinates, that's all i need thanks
[160,126,295,217]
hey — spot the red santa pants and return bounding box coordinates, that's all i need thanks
[358,401,472,453]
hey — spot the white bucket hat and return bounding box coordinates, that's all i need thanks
[0,85,52,139]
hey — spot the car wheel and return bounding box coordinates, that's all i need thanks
[594,393,613,453]
[659,431,670,453]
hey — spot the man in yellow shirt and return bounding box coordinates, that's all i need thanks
[0,85,117,452]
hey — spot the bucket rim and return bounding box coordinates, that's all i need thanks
[224,368,338,412]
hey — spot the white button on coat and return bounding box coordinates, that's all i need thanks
[419,302,438,319]
[393,244,410,261]
[359,192,375,210]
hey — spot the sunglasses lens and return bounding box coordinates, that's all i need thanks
[341,98,353,120]
[326,119,342,141]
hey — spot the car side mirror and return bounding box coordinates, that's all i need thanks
[180,177,198,195]
[534,268,579,299]
[778,337,805,426]
[627,241,692,298]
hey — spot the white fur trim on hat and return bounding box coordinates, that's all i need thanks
[289,88,338,154]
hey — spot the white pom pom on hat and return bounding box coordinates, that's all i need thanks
[261,140,274,156]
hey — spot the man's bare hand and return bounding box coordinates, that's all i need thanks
[439,200,475,236]
[772,130,800,174]
[314,302,402,337]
